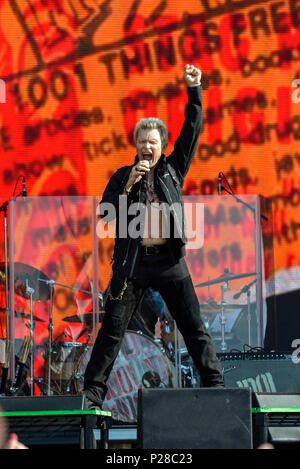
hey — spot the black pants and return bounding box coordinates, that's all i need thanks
[84,252,224,406]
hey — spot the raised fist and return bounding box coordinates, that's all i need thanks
[184,64,202,86]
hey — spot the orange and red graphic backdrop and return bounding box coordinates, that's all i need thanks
[0,0,300,345]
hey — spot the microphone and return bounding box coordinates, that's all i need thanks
[22,177,26,200]
[142,160,150,189]
[218,172,222,196]
[233,289,244,300]
[233,279,256,299]
[144,160,150,179]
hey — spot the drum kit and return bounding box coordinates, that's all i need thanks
[0,259,257,423]
[0,261,176,420]
[0,261,102,397]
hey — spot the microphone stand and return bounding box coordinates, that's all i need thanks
[0,189,26,325]
[0,189,27,392]
[220,185,268,222]
[0,201,10,344]
[220,181,268,347]
[218,173,222,196]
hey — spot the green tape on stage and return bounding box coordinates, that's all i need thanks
[0,409,111,417]
[252,407,300,413]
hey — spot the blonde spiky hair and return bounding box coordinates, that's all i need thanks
[133,117,168,152]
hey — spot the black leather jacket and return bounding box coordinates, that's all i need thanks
[99,85,203,278]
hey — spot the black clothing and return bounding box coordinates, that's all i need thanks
[83,85,224,407]
[84,253,224,407]
[99,85,203,278]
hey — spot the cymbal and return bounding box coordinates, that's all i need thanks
[195,270,256,288]
[200,299,243,309]
[0,308,45,322]
[15,311,45,322]
[200,303,243,314]
[62,312,105,325]
[0,262,51,301]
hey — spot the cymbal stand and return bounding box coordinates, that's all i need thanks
[42,279,55,396]
[38,278,101,298]
[48,281,55,395]
[34,277,55,396]
[219,281,229,352]
[43,279,103,317]
[25,276,35,395]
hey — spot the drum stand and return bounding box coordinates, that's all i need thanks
[38,277,101,396]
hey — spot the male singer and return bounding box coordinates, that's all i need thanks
[83,64,224,410]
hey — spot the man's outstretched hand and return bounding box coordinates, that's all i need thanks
[184,64,201,86]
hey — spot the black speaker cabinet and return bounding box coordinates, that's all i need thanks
[253,392,300,447]
[138,387,252,449]
[0,396,84,448]
[219,352,300,393]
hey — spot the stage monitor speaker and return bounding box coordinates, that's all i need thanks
[0,395,83,412]
[0,396,84,448]
[138,388,252,449]
[218,352,300,393]
[253,392,300,447]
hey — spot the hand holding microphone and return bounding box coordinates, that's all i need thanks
[126,159,150,191]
